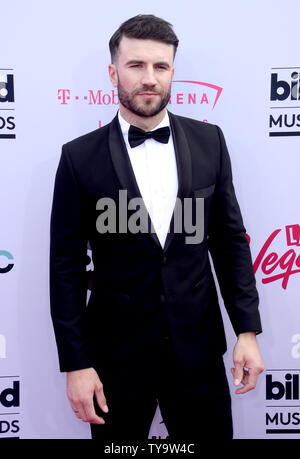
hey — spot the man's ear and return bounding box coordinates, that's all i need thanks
[171,65,175,80]
[108,64,118,88]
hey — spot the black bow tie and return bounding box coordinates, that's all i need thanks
[128,125,170,148]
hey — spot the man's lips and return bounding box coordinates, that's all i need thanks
[136,92,159,97]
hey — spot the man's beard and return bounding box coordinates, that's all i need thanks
[117,80,171,118]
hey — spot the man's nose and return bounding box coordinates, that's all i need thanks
[140,67,157,87]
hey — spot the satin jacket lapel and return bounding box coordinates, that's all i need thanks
[163,111,193,253]
[108,115,161,248]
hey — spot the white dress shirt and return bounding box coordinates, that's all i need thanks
[118,111,178,248]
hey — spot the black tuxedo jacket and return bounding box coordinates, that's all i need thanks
[50,111,262,374]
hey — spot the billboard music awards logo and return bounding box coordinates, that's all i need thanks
[0,69,16,139]
[291,334,300,359]
[269,66,300,137]
[0,334,6,359]
[0,250,14,274]
[265,370,300,434]
[0,377,20,438]
[0,247,19,438]
[57,79,223,127]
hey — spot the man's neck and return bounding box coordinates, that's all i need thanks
[119,105,167,131]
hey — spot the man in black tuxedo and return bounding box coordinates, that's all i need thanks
[50,14,264,440]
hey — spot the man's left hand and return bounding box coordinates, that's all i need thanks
[231,331,264,394]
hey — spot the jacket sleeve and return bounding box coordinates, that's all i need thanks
[208,126,262,336]
[50,144,92,372]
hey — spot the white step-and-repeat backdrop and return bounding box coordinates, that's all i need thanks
[1,0,300,439]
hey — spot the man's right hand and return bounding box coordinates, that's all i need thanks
[67,367,108,424]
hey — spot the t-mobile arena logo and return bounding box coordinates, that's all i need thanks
[96,190,204,245]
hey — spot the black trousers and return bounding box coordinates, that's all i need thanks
[90,336,233,440]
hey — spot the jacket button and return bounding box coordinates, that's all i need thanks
[160,295,166,303]
[162,256,167,265]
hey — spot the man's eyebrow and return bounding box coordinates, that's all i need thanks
[125,60,145,66]
[155,61,171,68]
[125,59,171,68]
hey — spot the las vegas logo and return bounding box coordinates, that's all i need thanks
[250,224,300,290]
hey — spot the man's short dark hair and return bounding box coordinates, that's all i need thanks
[109,14,179,63]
